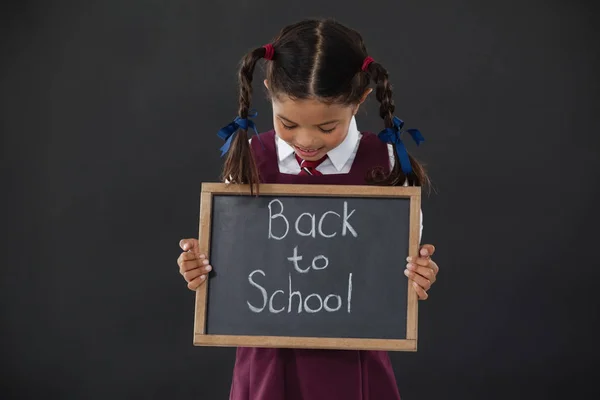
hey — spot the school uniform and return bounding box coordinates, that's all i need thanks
[229,117,421,400]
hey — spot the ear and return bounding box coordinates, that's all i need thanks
[263,79,269,90]
[353,88,373,115]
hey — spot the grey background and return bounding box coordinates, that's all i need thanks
[206,195,409,339]
[2,0,599,399]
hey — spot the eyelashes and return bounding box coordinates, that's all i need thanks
[281,122,336,134]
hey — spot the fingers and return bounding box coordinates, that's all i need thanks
[179,254,212,275]
[404,268,432,291]
[406,245,437,300]
[183,265,212,282]
[405,258,434,300]
[408,255,430,268]
[407,263,436,284]
[176,244,212,290]
[187,275,207,290]
[179,238,200,253]
[181,257,212,291]
[412,281,429,300]
[177,251,203,272]
[419,244,436,258]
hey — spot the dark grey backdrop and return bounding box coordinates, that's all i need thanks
[2,0,599,399]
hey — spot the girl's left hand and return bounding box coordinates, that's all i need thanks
[404,244,439,300]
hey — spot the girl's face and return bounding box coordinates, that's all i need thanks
[268,82,371,161]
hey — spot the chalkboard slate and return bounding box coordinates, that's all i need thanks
[194,183,421,351]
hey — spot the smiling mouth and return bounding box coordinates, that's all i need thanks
[294,145,322,152]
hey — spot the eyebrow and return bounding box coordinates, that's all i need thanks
[277,115,339,127]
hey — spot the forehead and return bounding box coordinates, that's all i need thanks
[271,96,352,124]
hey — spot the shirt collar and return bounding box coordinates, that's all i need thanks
[276,116,360,172]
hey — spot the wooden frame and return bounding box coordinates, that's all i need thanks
[193,183,421,351]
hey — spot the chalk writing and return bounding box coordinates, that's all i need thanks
[250,199,359,315]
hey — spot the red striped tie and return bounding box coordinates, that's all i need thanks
[295,154,328,176]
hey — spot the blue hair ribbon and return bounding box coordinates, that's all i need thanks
[378,116,425,175]
[217,110,264,156]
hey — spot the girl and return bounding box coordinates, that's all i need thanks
[177,18,440,400]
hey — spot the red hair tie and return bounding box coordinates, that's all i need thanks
[263,44,275,60]
[361,56,374,71]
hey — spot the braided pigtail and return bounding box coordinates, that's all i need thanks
[220,47,269,194]
[366,61,429,188]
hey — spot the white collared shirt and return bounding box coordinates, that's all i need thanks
[270,116,423,240]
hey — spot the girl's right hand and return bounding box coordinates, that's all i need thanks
[177,238,212,290]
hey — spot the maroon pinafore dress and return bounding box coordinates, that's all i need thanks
[229,130,401,400]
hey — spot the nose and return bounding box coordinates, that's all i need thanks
[294,131,318,149]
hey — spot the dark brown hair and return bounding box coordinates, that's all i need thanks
[221,18,429,191]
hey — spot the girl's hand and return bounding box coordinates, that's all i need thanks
[404,244,439,300]
[177,238,212,290]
